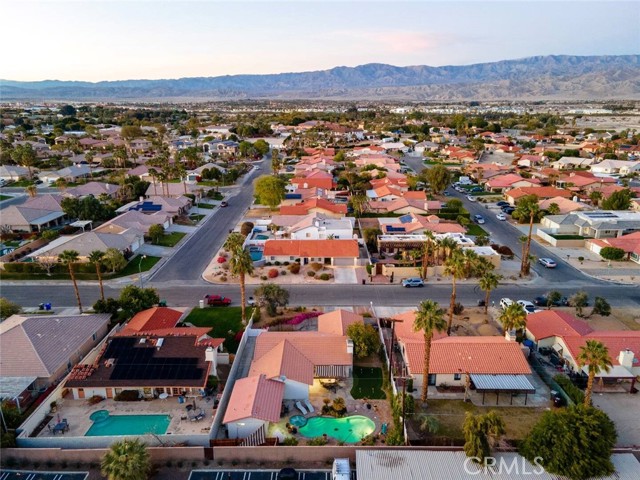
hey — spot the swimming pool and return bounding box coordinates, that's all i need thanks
[249,250,263,261]
[297,415,375,443]
[85,411,171,436]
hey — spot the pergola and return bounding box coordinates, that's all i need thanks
[471,374,536,405]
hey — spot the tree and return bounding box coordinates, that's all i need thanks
[577,340,613,406]
[224,232,246,252]
[59,105,77,116]
[425,164,451,194]
[498,303,527,334]
[25,185,37,198]
[591,297,611,317]
[463,413,489,463]
[599,246,625,261]
[478,272,501,314]
[254,175,285,209]
[570,290,589,317]
[253,139,270,156]
[238,141,256,158]
[513,194,540,276]
[0,297,21,321]
[349,194,369,217]
[255,283,289,316]
[362,228,382,250]
[59,250,82,313]
[41,229,60,241]
[601,189,632,210]
[345,323,380,358]
[546,290,562,310]
[103,247,127,273]
[413,300,447,403]
[228,246,254,324]
[11,143,37,179]
[240,222,254,236]
[88,250,106,301]
[443,249,466,335]
[546,202,561,215]
[589,190,603,207]
[148,224,165,244]
[120,125,143,141]
[118,285,159,318]
[520,405,616,479]
[101,438,151,480]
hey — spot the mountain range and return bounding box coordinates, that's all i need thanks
[2,55,639,101]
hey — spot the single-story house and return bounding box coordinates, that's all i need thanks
[590,160,640,176]
[505,187,573,205]
[377,213,466,236]
[64,182,121,199]
[40,165,92,183]
[538,196,587,214]
[586,232,640,263]
[0,205,66,232]
[117,196,192,216]
[540,210,640,239]
[144,182,200,198]
[290,170,335,190]
[317,309,364,336]
[95,210,172,236]
[551,156,596,170]
[0,165,29,181]
[279,198,347,218]
[35,230,143,261]
[484,174,540,193]
[263,239,359,266]
[368,198,441,215]
[289,214,354,240]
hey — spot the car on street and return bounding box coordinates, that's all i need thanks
[220,201,228,207]
[496,213,506,221]
[502,206,516,214]
[499,298,514,310]
[470,186,483,192]
[204,294,232,306]
[473,214,485,224]
[517,300,539,314]
[496,201,510,208]
[467,195,476,202]
[401,278,424,288]
[538,258,557,268]
[444,190,450,196]
[533,295,569,307]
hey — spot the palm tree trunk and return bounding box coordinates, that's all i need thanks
[447,276,457,335]
[484,290,490,314]
[240,272,246,324]
[585,370,595,406]
[68,264,83,313]
[522,214,534,276]
[422,332,433,403]
[95,263,104,301]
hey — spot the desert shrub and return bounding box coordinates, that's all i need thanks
[453,302,464,315]
[260,275,268,281]
[310,262,323,271]
[286,311,321,325]
[308,436,328,446]
[87,395,104,405]
[283,261,290,266]
[496,245,515,257]
[289,263,301,274]
[268,268,279,278]
[319,273,331,281]
[307,271,316,277]
[283,437,298,446]
[274,261,281,266]
[280,270,287,276]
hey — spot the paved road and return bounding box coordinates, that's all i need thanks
[149,159,267,283]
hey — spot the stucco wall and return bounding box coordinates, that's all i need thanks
[283,380,308,400]
[226,418,265,440]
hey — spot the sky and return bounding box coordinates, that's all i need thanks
[1,0,638,82]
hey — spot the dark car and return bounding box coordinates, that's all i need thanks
[220,201,228,207]
[496,201,510,208]
[204,294,232,306]
[502,206,516,214]
[533,295,569,307]
[277,468,297,480]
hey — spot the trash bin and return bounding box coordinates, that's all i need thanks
[44,303,51,311]
[362,279,366,285]
[199,300,205,309]
[39,303,45,311]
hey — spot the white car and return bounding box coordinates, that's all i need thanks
[499,298,514,310]
[496,213,506,221]
[538,258,557,268]
[467,195,476,202]
[517,300,541,314]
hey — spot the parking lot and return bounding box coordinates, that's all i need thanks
[0,472,88,480]
[189,471,336,480]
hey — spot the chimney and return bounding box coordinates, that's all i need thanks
[346,339,354,355]
[618,349,635,369]
[205,347,215,363]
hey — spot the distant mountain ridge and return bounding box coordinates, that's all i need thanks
[2,55,639,101]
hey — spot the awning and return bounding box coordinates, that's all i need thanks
[471,374,536,392]
[0,376,37,399]
[580,365,635,378]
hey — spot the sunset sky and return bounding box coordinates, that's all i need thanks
[2,0,638,82]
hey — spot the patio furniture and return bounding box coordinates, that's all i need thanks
[295,401,308,415]
[303,399,314,413]
[381,423,388,435]
[159,393,169,401]
[52,422,69,434]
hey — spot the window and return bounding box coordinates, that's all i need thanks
[290,256,294,261]
[454,373,461,381]
[92,332,97,341]
[306,233,311,238]
[428,374,437,386]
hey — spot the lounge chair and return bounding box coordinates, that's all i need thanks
[295,401,308,415]
[304,399,314,413]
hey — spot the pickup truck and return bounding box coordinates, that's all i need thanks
[204,294,232,306]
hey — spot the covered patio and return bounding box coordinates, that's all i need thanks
[471,374,536,406]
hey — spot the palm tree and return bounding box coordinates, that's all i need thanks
[478,272,502,314]
[224,232,246,252]
[59,250,82,313]
[88,250,106,301]
[444,250,466,335]
[498,303,527,335]
[101,438,150,480]
[228,245,254,324]
[513,194,540,276]
[350,193,369,217]
[147,168,159,196]
[577,340,613,406]
[439,237,459,264]
[413,300,447,403]
[25,185,37,198]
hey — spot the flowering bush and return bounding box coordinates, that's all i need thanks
[268,268,279,278]
[286,311,320,325]
[217,256,226,263]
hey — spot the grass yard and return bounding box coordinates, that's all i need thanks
[0,194,12,201]
[183,306,243,353]
[154,232,186,247]
[116,255,162,277]
[350,366,386,399]
[189,214,205,223]
[197,203,216,209]
[466,224,488,236]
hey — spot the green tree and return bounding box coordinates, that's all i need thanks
[425,164,452,194]
[0,297,21,321]
[118,285,159,318]
[498,303,527,334]
[601,189,632,210]
[591,297,611,317]
[25,184,37,198]
[478,272,501,314]
[546,202,561,215]
[228,246,254,324]
[101,438,151,480]
[577,340,613,406]
[148,224,165,244]
[520,405,616,479]
[255,282,289,316]
[224,232,246,252]
[463,412,490,463]
[103,247,127,273]
[253,139,270,156]
[41,229,60,241]
[88,250,106,301]
[349,193,369,217]
[345,323,380,358]
[238,141,256,158]
[570,290,589,317]
[599,246,625,261]
[513,194,540,276]
[59,105,77,116]
[11,143,38,179]
[362,228,382,250]
[546,290,563,309]
[589,190,603,207]
[254,175,286,209]
[59,250,82,313]
[413,300,447,403]
[121,125,143,140]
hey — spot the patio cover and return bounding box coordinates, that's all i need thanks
[471,374,535,392]
[580,365,635,378]
[0,376,37,400]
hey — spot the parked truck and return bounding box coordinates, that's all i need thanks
[332,458,351,480]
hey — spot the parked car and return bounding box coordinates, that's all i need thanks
[496,201,510,208]
[401,278,424,288]
[473,214,485,224]
[496,213,506,221]
[470,186,483,192]
[247,296,256,306]
[533,295,569,307]
[220,201,228,207]
[204,294,232,306]
[499,298,514,310]
[467,195,476,202]
[538,258,557,268]
[517,300,539,314]
[444,190,451,196]
[502,206,516,215]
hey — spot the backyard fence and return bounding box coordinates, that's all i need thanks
[529,354,574,407]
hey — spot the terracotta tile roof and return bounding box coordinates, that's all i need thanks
[392,310,448,343]
[121,307,183,333]
[279,198,347,215]
[526,311,593,340]
[403,191,427,200]
[223,374,285,423]
[249,340,314,385]
[404,337,531,375]
[317,310,364,336]
[263,239,358,258]
[254,332,353,366]
[507,186,572,200]
[538,196,586,214]
[563,332,640,366]
[599,232,640,255]
[486,174,540,188]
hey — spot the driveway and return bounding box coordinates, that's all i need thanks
[333,267,358,284]
[592,393,640,447]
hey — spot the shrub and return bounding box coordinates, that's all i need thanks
[308,436,328,446]
[310,262,323,272]
[496,245,515,257]
[114,390,142,401]
[553,375,585,405]
[216,256,226,263]
[88,395,105,405]
[600,246,625,261]
[260,275,268,281]
[307,271,316,277]
[319,273,331,281]
[274,261,281,266]
[280,270,287,276]
[453,302,464,315]
[268,268,279,278]
[283,261,290,266]
[240,222,254,236]
[288,263,301,274]
[283,437,298,446]
[286,311,321,325]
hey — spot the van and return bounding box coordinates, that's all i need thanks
[499,298,514,310]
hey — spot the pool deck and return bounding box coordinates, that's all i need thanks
[37,397,216,438]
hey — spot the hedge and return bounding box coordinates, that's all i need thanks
[553,374,585,405]
[2,262,100,274]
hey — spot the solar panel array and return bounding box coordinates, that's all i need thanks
[104,338,204,381]
[583,212,619,219]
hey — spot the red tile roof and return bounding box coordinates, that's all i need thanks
[526,311,593,340]
[563,332,640,367]
[223,374,285,423]
[507,186,572,200]
[279,198,347,215]
[317,310,364,336]
[122,307,183,333]
[249,340,314,385]
[254,332,353,366]
[263,239,358,258]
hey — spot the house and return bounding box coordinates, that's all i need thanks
[289,214,354,240]
[525,311,640,389]
[539,196,587,214]
[368,198,441,215]
[366,185,426,202]
[202,140,239,156]
[0,313,110,390]
[517,154,547,168]
[590,160,640,176]
[484,174,540,193]
[118,195,192,217]
[279,198,347,218]
[144,182,200,198]
[35,230,143,260]
[290,170,335,190]
[551,156,595,170]
[64,182,121,199]
[0,165,29,181]
[40,165,92,183]
[0,205,66,232]
[369,175,409,191]
[127,165,160,181]
[317,310,364,335]
[95,210,172,236]
[128,138,152,153]
[541,210,640,239]
[263,239,359,266]
[586,232,640,263]
[377,213,466,235]
[505,187,573,205]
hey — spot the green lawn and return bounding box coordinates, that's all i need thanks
[466,224,488,236]
[197,203,216,209]
[183,306,243,353]
[350,366,386,399]
[114,255,162,277]
[153,232,186,247]
[0,195,12,201]
[189,214,205,223]
[7,179,33,187]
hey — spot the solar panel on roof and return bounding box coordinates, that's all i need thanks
[399,214,413,224]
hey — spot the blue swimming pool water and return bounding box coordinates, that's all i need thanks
[85,412,170,436]
[298,415,375,443]
[255,234,269,240]
[250,250,263,261]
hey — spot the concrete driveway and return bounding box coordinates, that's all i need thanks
[592,393,640,446]
[333,267,358,284]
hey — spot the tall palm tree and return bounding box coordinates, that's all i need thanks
[444,250,466,335]
[224,232,246,252]
[228,245,254,324]
[59,250,82,313]
[513,194,540,276]
[101,438,150,480]
[413,300,447,403]
[147,168,159,196]
[498,303,527,334]
[439,237,459,264]
[577,340,612,406]
[88,250,106,301]
[25,185,37,198]
[478,272,502,314]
